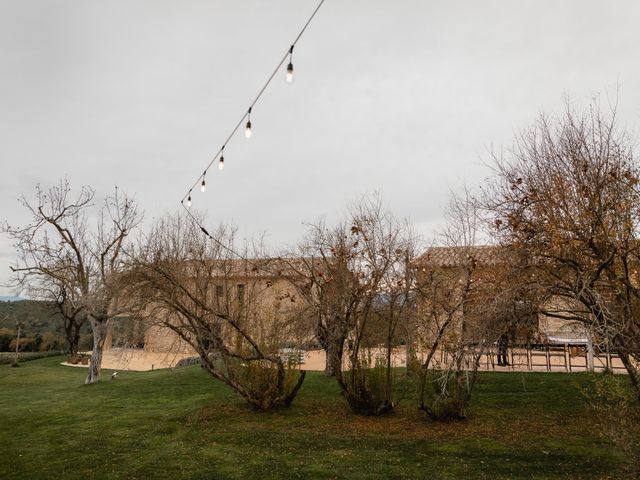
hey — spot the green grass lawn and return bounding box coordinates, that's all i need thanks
[0,357,629,479]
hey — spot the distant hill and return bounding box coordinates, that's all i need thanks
[0,300,73,352]
[0,296,25,302]
[0,300,62,333]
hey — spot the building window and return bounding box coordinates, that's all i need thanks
[215,285,223,307]
[237,284,245,304]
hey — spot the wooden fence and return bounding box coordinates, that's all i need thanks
[437,343,627,373]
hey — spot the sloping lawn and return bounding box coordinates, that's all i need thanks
[0,357,627,479]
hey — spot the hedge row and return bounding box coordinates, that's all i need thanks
[0,351,65,365]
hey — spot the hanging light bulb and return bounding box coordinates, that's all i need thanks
[286,63,294,83]
[200,177,206,193]
[187,194,192,208]
[245,107,252,138]
[286,45,294,83]
[218,146,225,170]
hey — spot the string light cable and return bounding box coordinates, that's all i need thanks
[179,0,327,267]
[180,0,326,208]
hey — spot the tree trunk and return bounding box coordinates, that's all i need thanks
[70,327,80,357]
[85,317,109,385]
[65,319,82,357]
[323,337,344,376]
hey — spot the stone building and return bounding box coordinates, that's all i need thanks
[134,258,314,356]
[415,245,587,346]
[107,247,592,371]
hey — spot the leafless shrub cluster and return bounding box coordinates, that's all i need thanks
[414,191,522,420]
[124,213,307,411]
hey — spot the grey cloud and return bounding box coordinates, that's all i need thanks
[0,0,639,294]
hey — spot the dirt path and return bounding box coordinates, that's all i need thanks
[61,346,627,373]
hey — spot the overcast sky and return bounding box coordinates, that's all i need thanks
[1,0,639,296]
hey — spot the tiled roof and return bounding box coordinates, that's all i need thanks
[416,245,506,268]
[182,257,323,279]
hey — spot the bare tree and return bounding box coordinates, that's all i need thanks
[289,194,417,415]
[483,100,640,397]
[288,221,359,378]
[415,190,514,420]
[2,178,141,383]
[125,213,307,411]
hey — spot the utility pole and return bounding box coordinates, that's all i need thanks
[12,315,22,367]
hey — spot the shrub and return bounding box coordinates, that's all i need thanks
[339,352,394,416]
[175,357,200,368]
[0,351,64,365]
[228,359,306,411]
[39,331,64,352]
[586,372,640,477]
[419,367,479,421]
